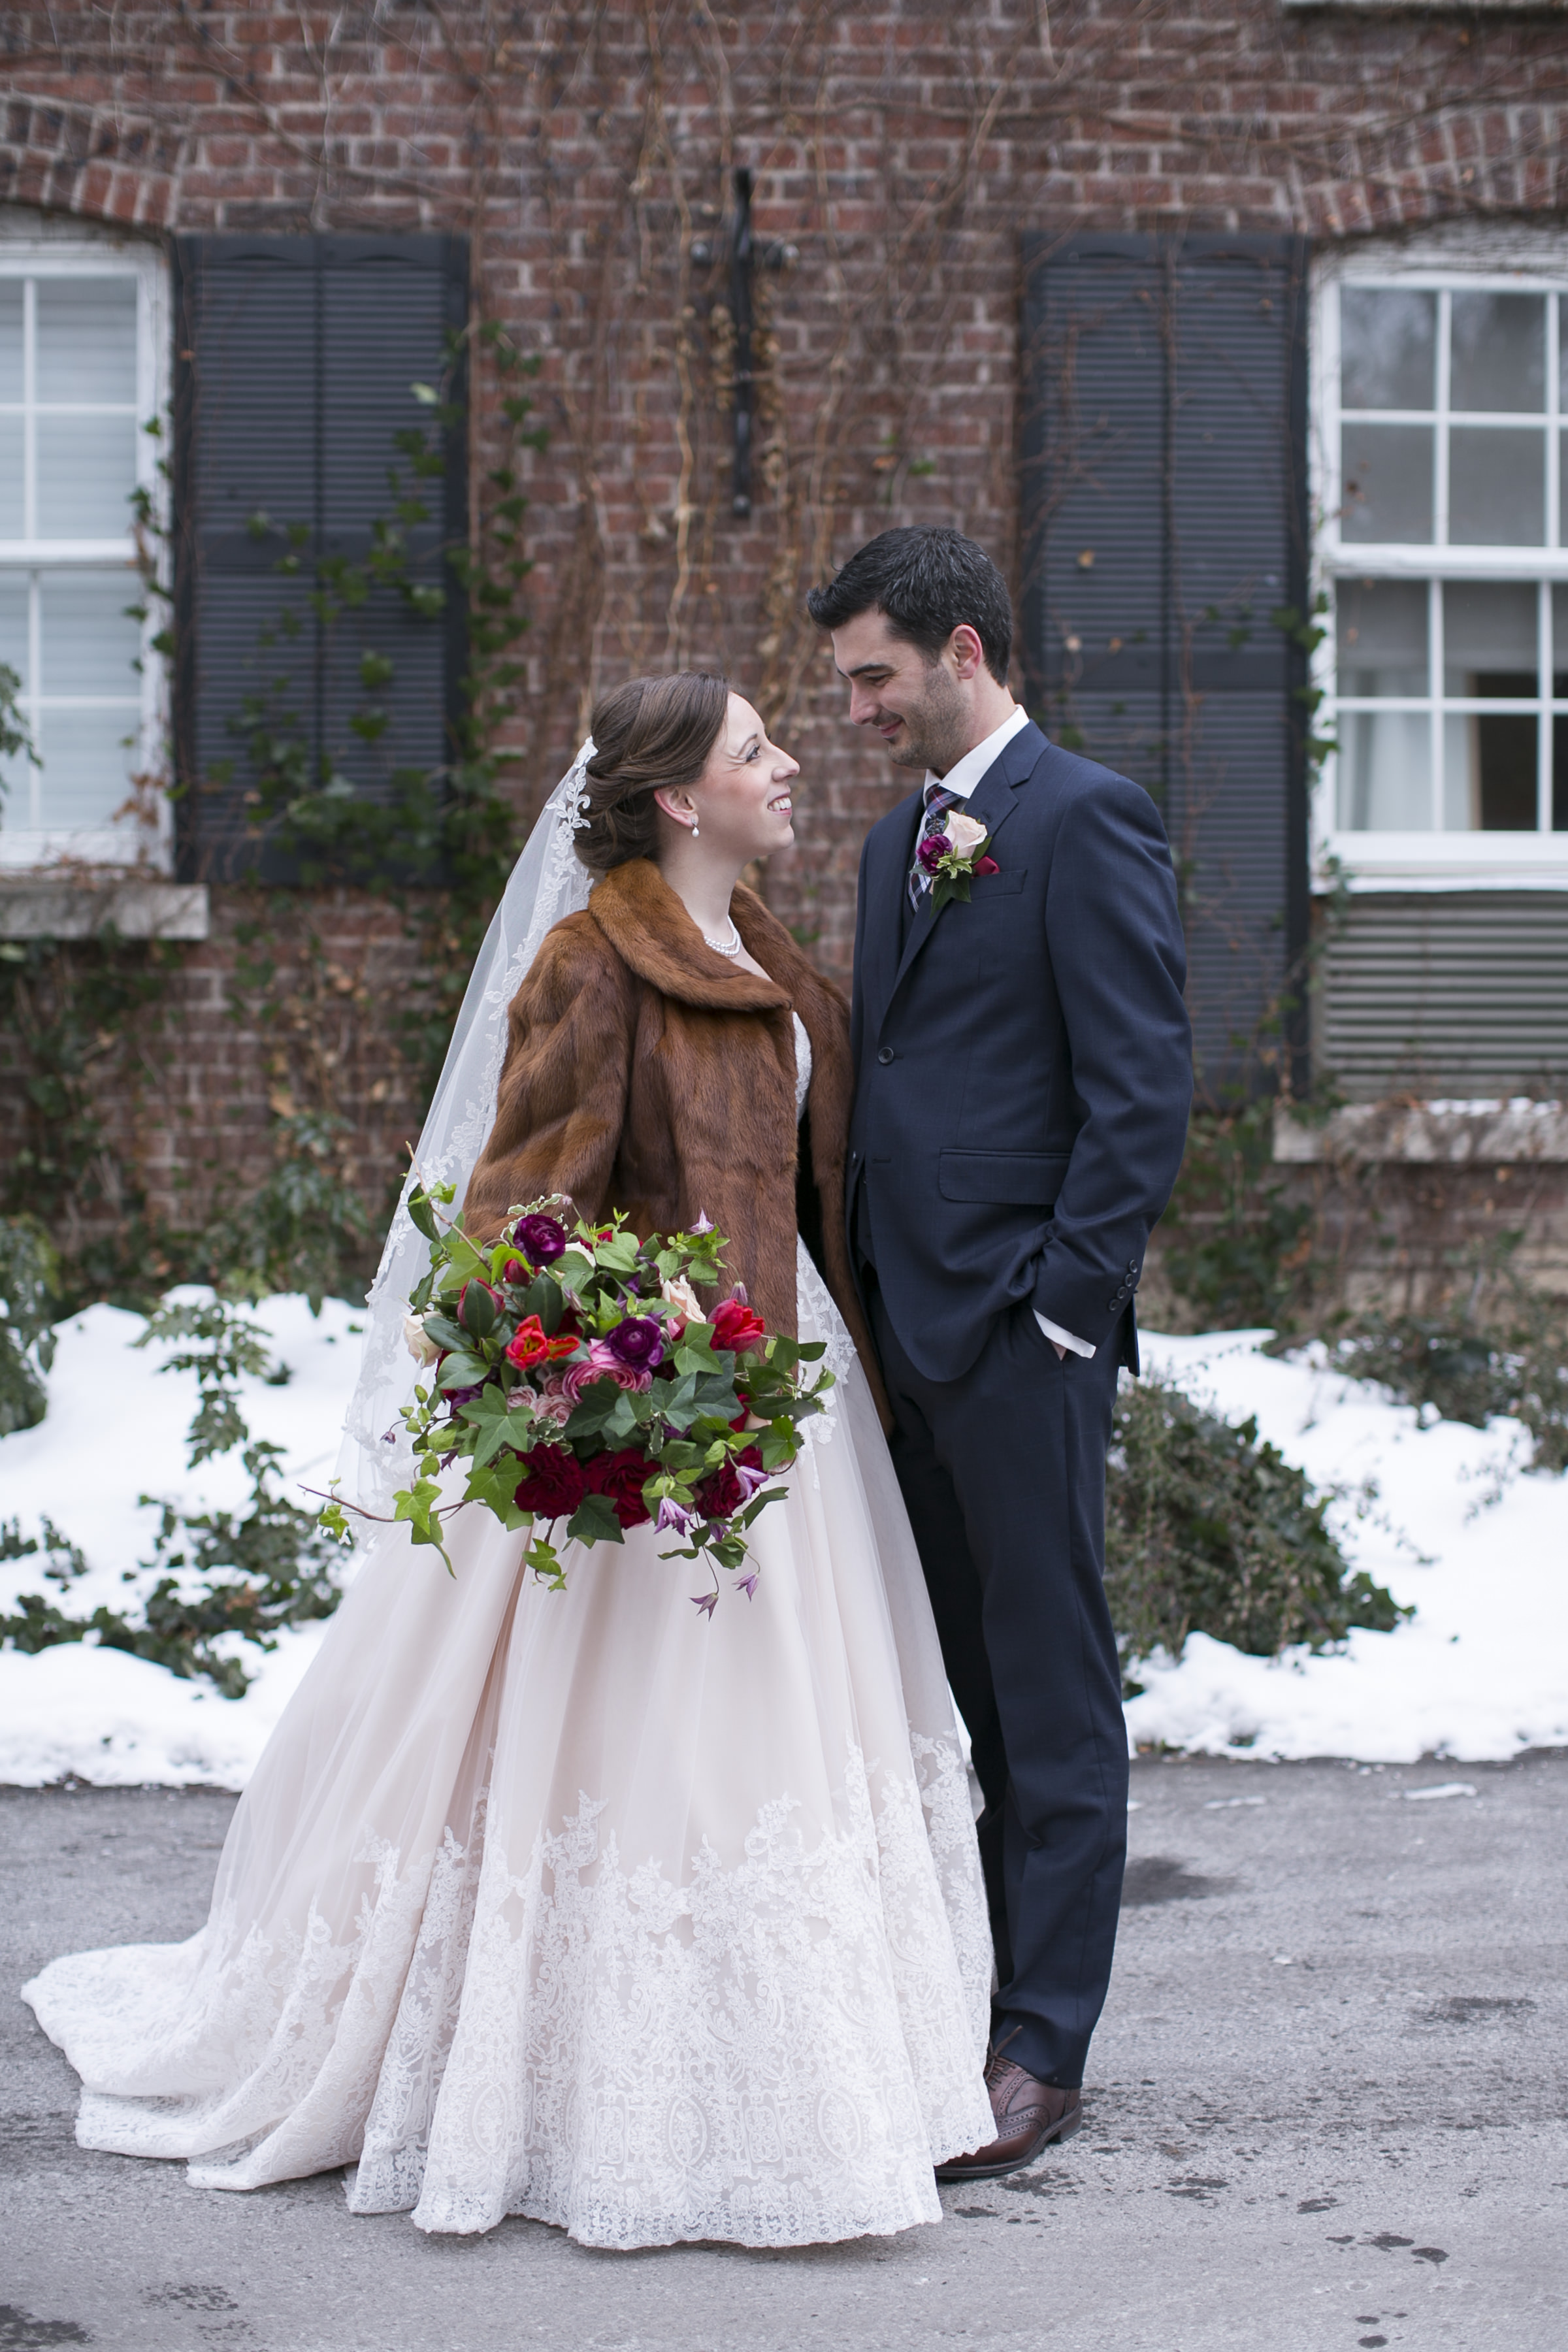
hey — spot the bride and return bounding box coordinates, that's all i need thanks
[24,670,994,2251]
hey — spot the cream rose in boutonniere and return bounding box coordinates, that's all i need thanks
[915,806,1002,910]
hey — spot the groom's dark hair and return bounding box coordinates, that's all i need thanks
[806,527,1013,683]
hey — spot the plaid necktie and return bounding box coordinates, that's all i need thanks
[907,782,962,909]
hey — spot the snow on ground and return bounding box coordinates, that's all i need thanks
[0,1308,1563,1786]
[0,1292,365,1788]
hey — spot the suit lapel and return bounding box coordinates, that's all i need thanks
[861,789,923,1042]
[882,719,1045,1012]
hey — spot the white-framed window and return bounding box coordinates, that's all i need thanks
[0,231,169,870]
[1313,227,1568,889]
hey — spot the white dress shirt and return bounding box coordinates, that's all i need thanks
[927,704,1096,1363]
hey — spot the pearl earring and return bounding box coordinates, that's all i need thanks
[691,815,700,840]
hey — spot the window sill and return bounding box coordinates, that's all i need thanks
[0,878,209,941]
[1316,836,1568,891]
[1276,1101,1568,1166]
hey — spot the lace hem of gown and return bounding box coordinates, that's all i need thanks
[41,1731,990,2249]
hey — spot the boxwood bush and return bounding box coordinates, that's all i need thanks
[1105,1372,1409,1691]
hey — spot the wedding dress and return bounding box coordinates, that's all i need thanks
[24,1014,994,2249]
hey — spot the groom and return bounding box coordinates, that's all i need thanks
[809,527,1192,2178]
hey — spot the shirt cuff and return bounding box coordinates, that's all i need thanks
[1034,1309,1096,1360]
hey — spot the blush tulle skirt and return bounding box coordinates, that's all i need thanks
[23,1247,994,2249]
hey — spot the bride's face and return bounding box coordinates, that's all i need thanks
[663,694,799,863]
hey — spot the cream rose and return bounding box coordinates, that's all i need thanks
[661,1273,704,1323]
[402,1314,441,1366]
[945,810,988,858]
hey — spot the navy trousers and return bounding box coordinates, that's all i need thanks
[866,1279,1129,2089]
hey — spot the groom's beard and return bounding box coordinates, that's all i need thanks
[881,662,969,775]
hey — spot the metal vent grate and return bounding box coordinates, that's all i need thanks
[1318,892,1568,1099]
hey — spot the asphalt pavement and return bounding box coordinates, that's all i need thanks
[3,1752,1564,2352]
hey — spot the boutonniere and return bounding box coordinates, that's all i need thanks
[916,809,1001,909]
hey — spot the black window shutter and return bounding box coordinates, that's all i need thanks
[172,234,468,883]
[1021,233,1311,1089]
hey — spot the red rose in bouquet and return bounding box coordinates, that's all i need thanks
[711,1298,768,1354]
[514,1443,588,1521]
[584,1445,655,1530]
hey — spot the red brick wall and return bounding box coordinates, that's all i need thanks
[2,3,1564,1237]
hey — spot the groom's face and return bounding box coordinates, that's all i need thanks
[828,609,967,776]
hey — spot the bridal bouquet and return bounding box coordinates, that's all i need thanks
[325,1190,832,1609]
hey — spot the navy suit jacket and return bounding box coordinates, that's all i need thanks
[846,719,1192,1384]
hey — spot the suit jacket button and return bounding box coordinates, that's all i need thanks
[876,1046,895,1065]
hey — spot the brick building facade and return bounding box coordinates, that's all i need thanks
[1,3,1565,1289]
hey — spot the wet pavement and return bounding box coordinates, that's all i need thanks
[3,1752,1563,2351]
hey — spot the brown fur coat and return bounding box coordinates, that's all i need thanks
[464,857,887,1421]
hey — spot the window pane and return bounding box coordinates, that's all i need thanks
[35,412,137,538]
[1341,288,1435,410]
[1554,583,1568,697]
[33,704,136,828]
[1555,715,1568,830]
[1443,582,1539,696]
[1448,427,1544,546]
[1339,711,1431,829]
[1341,423,1433,542]
[1445,710,1538,830]
[35,279,137,406]
[1450,291,1545,414]
[0,413,21,538]
[39,570,142,694]
[1337,579,1428,694]
[0,281,22,404]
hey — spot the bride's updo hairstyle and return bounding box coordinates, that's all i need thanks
[575,670,730,876]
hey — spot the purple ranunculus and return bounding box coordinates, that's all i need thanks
[512,1212,567,1265]
[916,830,950,874]
[606,1315,664,1372]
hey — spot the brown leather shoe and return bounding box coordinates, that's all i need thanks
[935,2050,1083,2181]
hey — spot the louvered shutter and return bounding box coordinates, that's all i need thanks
[1021,233,1311,1088]
[172,234,468,883]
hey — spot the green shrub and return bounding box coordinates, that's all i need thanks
[1106,1372,1409,1689]
[0,1215,59,1435]
[1323,1281,1568,1476]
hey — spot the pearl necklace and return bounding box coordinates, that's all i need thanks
[704,919,743,957]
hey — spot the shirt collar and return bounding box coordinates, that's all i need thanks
[923,704,1029,802]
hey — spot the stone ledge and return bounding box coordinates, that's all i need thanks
[0,880,210,941]
[1276,1101,1568,1167]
